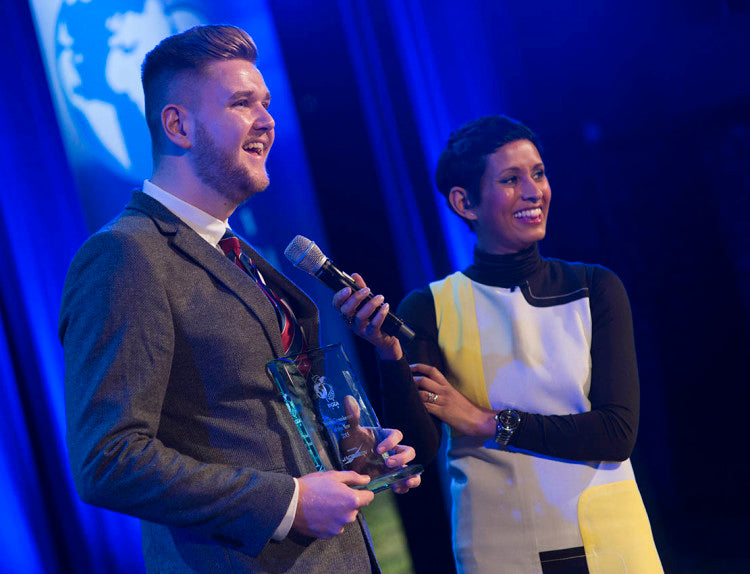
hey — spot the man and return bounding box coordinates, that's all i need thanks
[59,25,418,573]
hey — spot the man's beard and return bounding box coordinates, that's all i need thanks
[192,121,269,206]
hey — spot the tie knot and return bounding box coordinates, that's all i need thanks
[219,230,242,258]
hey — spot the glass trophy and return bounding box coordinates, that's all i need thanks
[266,343,423,493]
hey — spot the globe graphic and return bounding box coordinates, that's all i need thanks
[55,0,203,181]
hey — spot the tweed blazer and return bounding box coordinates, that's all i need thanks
[59,191,378,573]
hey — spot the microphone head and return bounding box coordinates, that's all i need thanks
[284,235,327,274]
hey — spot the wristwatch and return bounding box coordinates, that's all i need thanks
[494,409,521,446]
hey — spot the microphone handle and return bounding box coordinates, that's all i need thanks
[315,260,416,342]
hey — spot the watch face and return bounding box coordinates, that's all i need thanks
[498,410,520,429]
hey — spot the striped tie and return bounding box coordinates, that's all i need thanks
[219,229,306,357]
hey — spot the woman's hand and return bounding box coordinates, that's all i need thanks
[410,363,496,437]
[332,273,402,360]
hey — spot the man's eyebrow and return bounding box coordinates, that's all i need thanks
[230,89,271,102]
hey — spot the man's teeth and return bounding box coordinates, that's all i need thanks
[244,143,264,153]
[514,208,542,219]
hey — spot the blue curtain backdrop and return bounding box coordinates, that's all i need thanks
[0,0,102,570]
[2,0,750,572]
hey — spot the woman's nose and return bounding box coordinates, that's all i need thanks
[521,178,543,201]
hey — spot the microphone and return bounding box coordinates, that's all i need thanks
[284,235,415,343]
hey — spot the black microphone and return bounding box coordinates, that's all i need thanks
[284,235,416,343]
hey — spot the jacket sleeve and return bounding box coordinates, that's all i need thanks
[58,229,295,557]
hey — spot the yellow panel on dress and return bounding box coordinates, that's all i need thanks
[430,273,491,412]
[578,479,663,573]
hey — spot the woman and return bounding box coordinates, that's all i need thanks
[334,115,662,573]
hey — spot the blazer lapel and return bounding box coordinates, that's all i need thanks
[241,241,320,350]
[126,191,286,357]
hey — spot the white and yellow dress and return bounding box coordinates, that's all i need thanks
[380,244,662,574]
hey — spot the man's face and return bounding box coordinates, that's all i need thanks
[190,59,275,206]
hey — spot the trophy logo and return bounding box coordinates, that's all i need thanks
[342,444,367,466]
[312,375,339,409]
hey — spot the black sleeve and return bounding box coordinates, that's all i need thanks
[513,266,640,462]
[376,287,442,465]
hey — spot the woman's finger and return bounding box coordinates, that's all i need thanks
[420,389,441,406]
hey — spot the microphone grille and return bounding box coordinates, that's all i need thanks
[284,235,326,274]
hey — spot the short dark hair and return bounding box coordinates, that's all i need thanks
[435,115,542,226]
[141,25,258,151]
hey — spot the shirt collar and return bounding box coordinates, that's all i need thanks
[142,180,229,248]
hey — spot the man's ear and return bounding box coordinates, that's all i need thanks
[448,187,478,221]
[161,104,192,149]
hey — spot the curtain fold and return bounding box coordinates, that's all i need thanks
[0,1,145,571]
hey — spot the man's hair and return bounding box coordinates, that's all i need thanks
[141,25,258,152]
[435,115,542,227]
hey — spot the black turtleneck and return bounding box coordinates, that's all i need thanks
[378,243,640,465]
[464,243,543,288]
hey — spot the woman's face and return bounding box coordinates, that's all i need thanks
[470,139,550,254]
